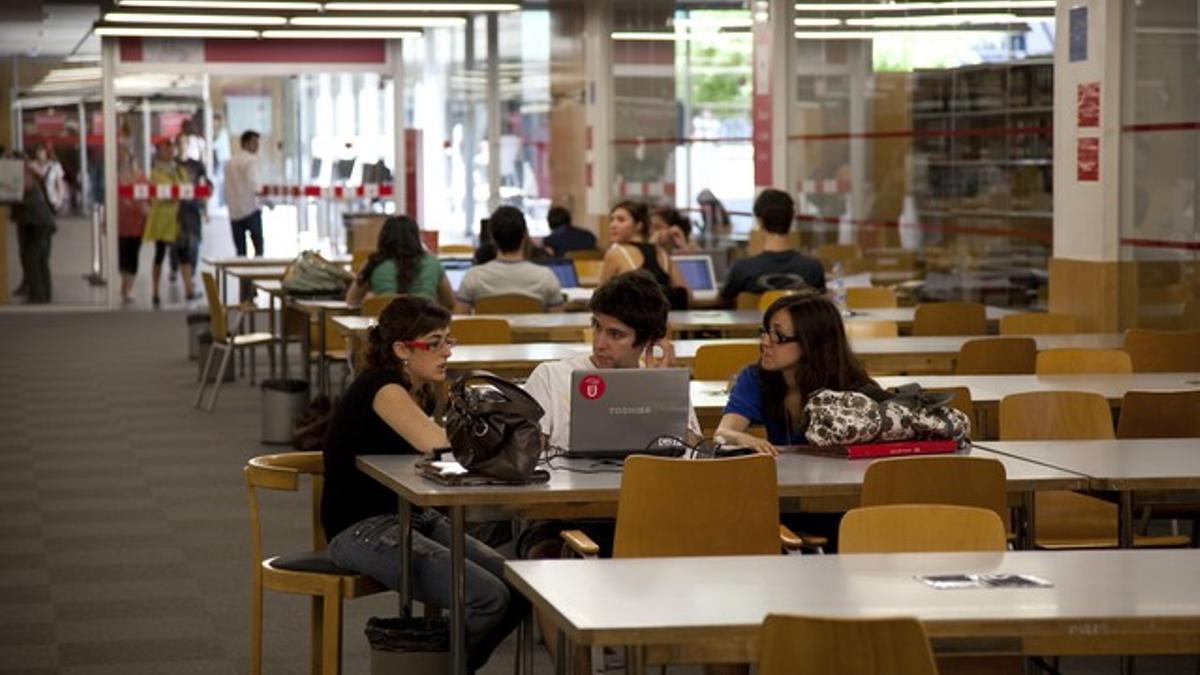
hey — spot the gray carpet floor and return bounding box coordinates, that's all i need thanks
[0,310,1194,674]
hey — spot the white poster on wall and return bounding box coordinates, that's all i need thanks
[0,159,24,203]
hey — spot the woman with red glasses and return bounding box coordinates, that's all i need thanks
[716,291,875,455]
[321,295,525,671]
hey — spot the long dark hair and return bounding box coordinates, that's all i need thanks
[365,295,451,410]
[359,216,426,292]
[611,200,650,241]
[759,292,873,431]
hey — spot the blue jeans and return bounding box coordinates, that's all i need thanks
[329,510,527,671]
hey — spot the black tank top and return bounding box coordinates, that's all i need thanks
[632,242,687,310]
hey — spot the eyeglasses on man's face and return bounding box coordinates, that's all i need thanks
[757,326,799,345]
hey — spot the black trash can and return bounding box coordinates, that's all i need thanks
[261,378,310,444]
[365,616,449,675]
[186,312,209,361]
[197,332,235,383]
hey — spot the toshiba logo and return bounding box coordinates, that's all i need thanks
[608,406,651,416]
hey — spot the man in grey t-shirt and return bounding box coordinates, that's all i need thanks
[456,206,564,313]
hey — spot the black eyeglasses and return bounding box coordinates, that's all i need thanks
[758,326,799,345]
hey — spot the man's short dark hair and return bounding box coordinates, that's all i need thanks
[240,130,260,147]
[489,205,527,253]
[588,270,669,346]
[547,206,571,230]
[753,188,795,235]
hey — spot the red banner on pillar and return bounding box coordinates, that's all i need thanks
[752,17,773,188]
[1077,137,1099,181]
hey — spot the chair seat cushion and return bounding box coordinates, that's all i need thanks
[268,550,357,575]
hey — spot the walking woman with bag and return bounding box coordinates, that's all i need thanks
[14,161,57,303]
[144,139,188,308]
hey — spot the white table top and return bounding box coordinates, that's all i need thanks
[978,439,1200,491]
[203,255,350,268]
[356,447,1085,509]
[503,549,1200,646]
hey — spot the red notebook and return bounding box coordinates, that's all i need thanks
[789,439,960,460]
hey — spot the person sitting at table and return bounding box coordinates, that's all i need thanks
[649,206,698,255]
[598,200,690,309]
[541,204,597,257]
[346,215,454,310]
[716,290,876,454]
[322,295,526,672]
[455,205,563,313]
[719,188,825,306]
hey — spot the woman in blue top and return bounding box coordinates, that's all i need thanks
[346,215,455,310]
[717,291,875,454]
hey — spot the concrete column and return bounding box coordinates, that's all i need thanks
[486,12,500,214]
[391,39,406,216]
[583,0,613,230]
[102,38,120,308]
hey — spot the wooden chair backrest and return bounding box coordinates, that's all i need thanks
[872,251,916,272]
[839,505,1007,553]
[351,249,371,274]
[815,243,862,264]
[845,286,898,309]
[758,614,938,675]
[844,320,900,339]
[735,291,761,311]
[613,455,780,558]
[573,259,603,286]
[999,312,1078,335]
[201,271,229,341]
[361,294,399,318]
[475,294,543,314]
[1122,329,1200,372]
[999,391,1115,440]
[1036,348,1132,375]
[244,452,327,569]
[438,243,475,255]
[758,289,797,313]
[1117,390,1200,438]
[450,317,512,345]
[954,337,1036,375]
[922,386,974,421]
[861,455,1007,523]
[565,248,604,261]
[692,343,759,381]
[912,301,987,336]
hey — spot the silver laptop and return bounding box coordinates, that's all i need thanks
[567,368,691,459]
[672,254,718,302]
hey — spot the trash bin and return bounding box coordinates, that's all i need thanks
[186,312,209,361]
[261,378,310,445]
[366,616,449,675]
[197,332,235,383]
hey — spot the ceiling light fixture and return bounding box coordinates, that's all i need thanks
[322,2,519,11]
[794,29,1008,39]
[94,26,261,37]
[611,31,749,41]
[117,0,321,8]
[289,16,464,27]
[105,11,288,25]
[64,54,102,62]
[261,29,422,38]
[794,1,1054,11]
[793,18,843,27]
[847,13,1024,26]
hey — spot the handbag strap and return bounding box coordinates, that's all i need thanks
[451,370,544,419]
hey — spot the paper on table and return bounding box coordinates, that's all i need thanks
[917,573,1053,590]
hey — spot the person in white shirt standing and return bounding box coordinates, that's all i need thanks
[223,130,264,257]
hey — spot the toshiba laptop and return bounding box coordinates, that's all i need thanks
[672,254,718,302]
[567,368,690,459]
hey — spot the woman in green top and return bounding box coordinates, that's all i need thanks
[346,215,454,310]
[144,140,191,307]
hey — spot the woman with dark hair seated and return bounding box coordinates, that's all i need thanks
[322,296,526,671]
[346,215,455,310]
[599,200,691,309]
[649,206,698,254]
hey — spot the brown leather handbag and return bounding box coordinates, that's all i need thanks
[444,371,547,483]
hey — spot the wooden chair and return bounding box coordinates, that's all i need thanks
[758,614,938,675]
[861,455,1008,527]
[735,291,761,311]
[845,286,897,309]
[1117,390,1200,438]
[360,293,398,318]
[245,452,385,675]
[872,251,916,273]
[954,337,1036,375]
[912,301,987,336]
[449,317,512,345]
[474,294,543,314]
[350,249,370,274]
[1122,328,1200,372]
[564,248,604,261]
[999,311,1079,335]
[573,259,603,287]
[815,243,862,267]
[692,343,759,381]
[999,391,1188,548]
[844,320,900,339]
[840,504,1007,553]
[438,243,474,255]
[757,289,796,313]
[195,272,276,412]
[1036,348,1132,375]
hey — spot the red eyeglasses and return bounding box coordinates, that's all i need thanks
[403,336,457,352]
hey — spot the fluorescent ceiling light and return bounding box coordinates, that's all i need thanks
[43,67,102,81]
[794,29,1005,39]
[847,13,1023,27]
[793,18,842,27]
[94,26,261,37]
[65,54,102,62]
[117,0,320,8]
[261,29,421,38]
[611,31,749,41]
[105,11,287,24]
[794,1,1054,10]
[290,16,464,27]
[323,2,519,10]
[672,17,754,29]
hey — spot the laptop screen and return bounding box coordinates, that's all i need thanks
[567,368,690,458]
[441,258,472,291]
[673,256,715,292]
[540,260,579,288]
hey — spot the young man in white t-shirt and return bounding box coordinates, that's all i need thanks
[455,205,563,313]
[524,270,699,451]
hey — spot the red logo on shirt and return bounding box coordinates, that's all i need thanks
[579,375,606,401]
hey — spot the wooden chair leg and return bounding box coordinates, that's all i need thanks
[204,345,234,412]
[194,345,217,408]
[310,595,324,675]
[321,591,343,675]
[250,576,264,675]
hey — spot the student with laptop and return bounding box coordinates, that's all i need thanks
[455,205,564,313]
[719,188,826,304]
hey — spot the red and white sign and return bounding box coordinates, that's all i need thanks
[259,182,395,199]
[751,14,773,188]
[578,375,606,401]
[1077,82,1100,128]
[1077,137,1099,182]
[117,183,212,199]
[34,111,67,136]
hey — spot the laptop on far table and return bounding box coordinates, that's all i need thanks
[540,259,581,288]
[672,254,718,302]
[566,368,690,459]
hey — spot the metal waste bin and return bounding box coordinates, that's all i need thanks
[261,379,310,445]
[186,312,209,361]
[366,616,449,675]
[197,332,235,383]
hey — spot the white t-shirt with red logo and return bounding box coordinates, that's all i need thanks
[524,353,700,452]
